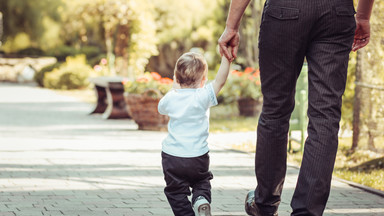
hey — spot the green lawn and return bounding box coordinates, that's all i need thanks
[210,103,258,132]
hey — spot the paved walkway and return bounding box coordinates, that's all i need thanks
[0,83,383,216]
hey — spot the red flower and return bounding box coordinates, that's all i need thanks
[136,76,149,83]
[151,72,162,81]
[244,67,254,74]
[253,69,260,77]
[122,78,129,85]
[93,65,102,72]
[231,70,242,77]
[160,77,173,84]
[101,58,107,65]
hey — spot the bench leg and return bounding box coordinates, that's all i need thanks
[90,85,108,114]
[102,83,130,119]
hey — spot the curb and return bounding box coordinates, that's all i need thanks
[213,143,384,199]
[288,163,384,198]
[332,176,384,198]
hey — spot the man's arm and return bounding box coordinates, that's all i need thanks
[352,0,375,51]
[218,0,251,61]
[212,55,231,96]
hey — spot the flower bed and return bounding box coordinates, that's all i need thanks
[124,72,172,130]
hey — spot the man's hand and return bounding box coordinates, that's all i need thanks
[218,27,240,61]
[352,18,370,51]
[352,0,374,51]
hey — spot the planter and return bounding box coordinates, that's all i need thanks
[237,97,262,117]
[125,91,169,131]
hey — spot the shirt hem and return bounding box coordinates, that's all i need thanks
[161,147,209,158]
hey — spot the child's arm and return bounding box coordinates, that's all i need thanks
[212,55,231,96]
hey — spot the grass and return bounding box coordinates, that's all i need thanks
[210,103,258,132]
[333,137,384,191]
[210,104,384,191]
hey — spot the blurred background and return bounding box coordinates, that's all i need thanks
[0,0,264,79]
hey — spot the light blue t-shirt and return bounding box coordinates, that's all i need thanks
[158,82,218,157]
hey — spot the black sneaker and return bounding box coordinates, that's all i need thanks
[245,190,278,216]
[193,196,212,216]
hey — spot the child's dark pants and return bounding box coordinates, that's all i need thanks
[161,151,213,216]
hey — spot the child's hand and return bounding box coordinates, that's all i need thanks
[226,47,233,62]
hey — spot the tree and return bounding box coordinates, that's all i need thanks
[237,0,264,68]
[0,0,62,51]
[0,12,3,46]
[351,51,362,151]
[61,0,158,77]
[351,0,384,152]
[146,0,220,77]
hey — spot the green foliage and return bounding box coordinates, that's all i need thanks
[152,1,218,44]
[334,169,384,191]
[88,54,108,67]
[235,0,264,68]
[16,47,45,56]
[210,103,259,132]
[341,52,357,132]
[219,67,262,104]
[60,0,158,77]
[80,46,101,59]
[124,72,172,98]
[45,45,102,62]
[1,32,32,52]
[0,0,63,52]
[46,45,79,61]
[147,0,221,76]
[43,55,94,90]
[34,62,63,87]
[350,0,384,149]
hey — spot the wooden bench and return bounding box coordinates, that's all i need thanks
[89,76,130,119]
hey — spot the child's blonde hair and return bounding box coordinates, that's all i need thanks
[174,52,208,87]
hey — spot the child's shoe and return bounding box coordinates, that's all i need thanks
[193,196,212,216]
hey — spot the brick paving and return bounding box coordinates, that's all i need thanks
[0,82,383,216]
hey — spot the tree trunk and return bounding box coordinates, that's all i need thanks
[239,0,263,68]
[104,25,116,76]
[351,51,363,151]
[114,24,130,77]
[147,42,186,78]
[0,12,3,46]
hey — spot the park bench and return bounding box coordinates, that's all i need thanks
[89,76,130,119]
[288,63,308,153]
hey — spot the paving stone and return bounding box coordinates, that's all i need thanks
[0,83,383,216]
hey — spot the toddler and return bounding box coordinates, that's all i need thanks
[158,51,231,216]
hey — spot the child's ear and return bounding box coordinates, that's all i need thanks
[200,76,207,87]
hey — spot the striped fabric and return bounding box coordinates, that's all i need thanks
[253,0,356,215]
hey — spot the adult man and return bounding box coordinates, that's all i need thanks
[218,0,374,215]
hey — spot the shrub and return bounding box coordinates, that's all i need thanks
[88,54,108,67]
[16,47,45,56]
[43,55,94,90]
[46,45,79,61]
[219,67,262,104]
[34,62,62,87]
[80,46,101,60]
[46,45,103,63]
[124,72,173,98]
